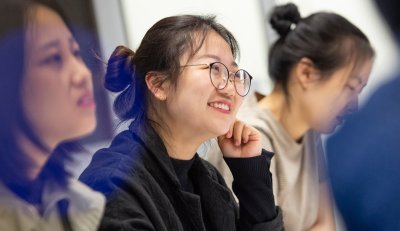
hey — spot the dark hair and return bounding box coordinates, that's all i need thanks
[105,15,239,127]
[269,3,374,96]
[0,0,77,187]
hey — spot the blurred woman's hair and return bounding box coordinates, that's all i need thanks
[268,3,374,96]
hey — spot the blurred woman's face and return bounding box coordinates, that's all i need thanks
[303,58,373,134]
[22,5,96,149]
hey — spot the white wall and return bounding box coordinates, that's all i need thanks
[92,0,133,135]
[276,0,399,104]
[120,0,273,94]
[92,0,127,60]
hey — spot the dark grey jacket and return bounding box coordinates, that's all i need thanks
[80,122,283,231]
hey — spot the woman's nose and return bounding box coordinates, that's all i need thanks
[70,57,92,88]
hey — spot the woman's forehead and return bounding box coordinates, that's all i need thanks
[183,31,235,65]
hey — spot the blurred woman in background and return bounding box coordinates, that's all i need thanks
[206,3,374,231]
[0,0,104,230]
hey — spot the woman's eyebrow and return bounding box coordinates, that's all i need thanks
[38,39,60,51]
[196,54,238,67]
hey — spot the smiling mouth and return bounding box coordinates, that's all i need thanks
[208,102,231,112]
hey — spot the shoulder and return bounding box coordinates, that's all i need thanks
[69,179,105,207]
[67,180,105,214]
[237,94,275,151]
[0,181,25,212]
[66,180,105,230]
[79,130,149,195]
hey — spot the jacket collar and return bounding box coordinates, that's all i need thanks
[128,121,231,199]
[129,121,181,187]
[128,121,236,231]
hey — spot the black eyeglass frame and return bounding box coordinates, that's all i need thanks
[181,61,253,97]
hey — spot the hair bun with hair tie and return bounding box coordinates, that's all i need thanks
[104,45,135,93]
[270,3,301,38]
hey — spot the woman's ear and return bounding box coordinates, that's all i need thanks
[294,57,321,89]
[145,71,169,101]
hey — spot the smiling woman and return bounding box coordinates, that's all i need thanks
[0,0,104,230]
[79,14,284,231]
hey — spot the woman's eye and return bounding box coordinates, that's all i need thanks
[347,85,356,91]
[43,54,62,64]
[212,65,220,72]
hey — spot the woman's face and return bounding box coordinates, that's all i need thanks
[304,58,373,134]
[163,30,243,139]
[22,5,96,149]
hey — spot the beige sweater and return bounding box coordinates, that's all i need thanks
[0,179,105,231]
[205,93,326,231]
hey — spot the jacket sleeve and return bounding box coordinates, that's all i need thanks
[224,149,285,231]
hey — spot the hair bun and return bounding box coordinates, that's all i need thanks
[104,45,135,92]
[270,3,301,38]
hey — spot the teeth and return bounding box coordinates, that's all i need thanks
[209,102,230,111]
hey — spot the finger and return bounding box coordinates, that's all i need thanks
[241,124,252,143]
[232,121,245,146]
[246,126,262,143]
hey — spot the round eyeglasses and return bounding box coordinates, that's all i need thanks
[181,62,253,97]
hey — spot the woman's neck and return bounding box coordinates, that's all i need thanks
[258,87,310,142]
[17,133,52,181]
[155,124,204,160]
[151,114,207,160]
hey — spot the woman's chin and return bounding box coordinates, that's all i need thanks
[69,120,97,141]
[207,126,228,139]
